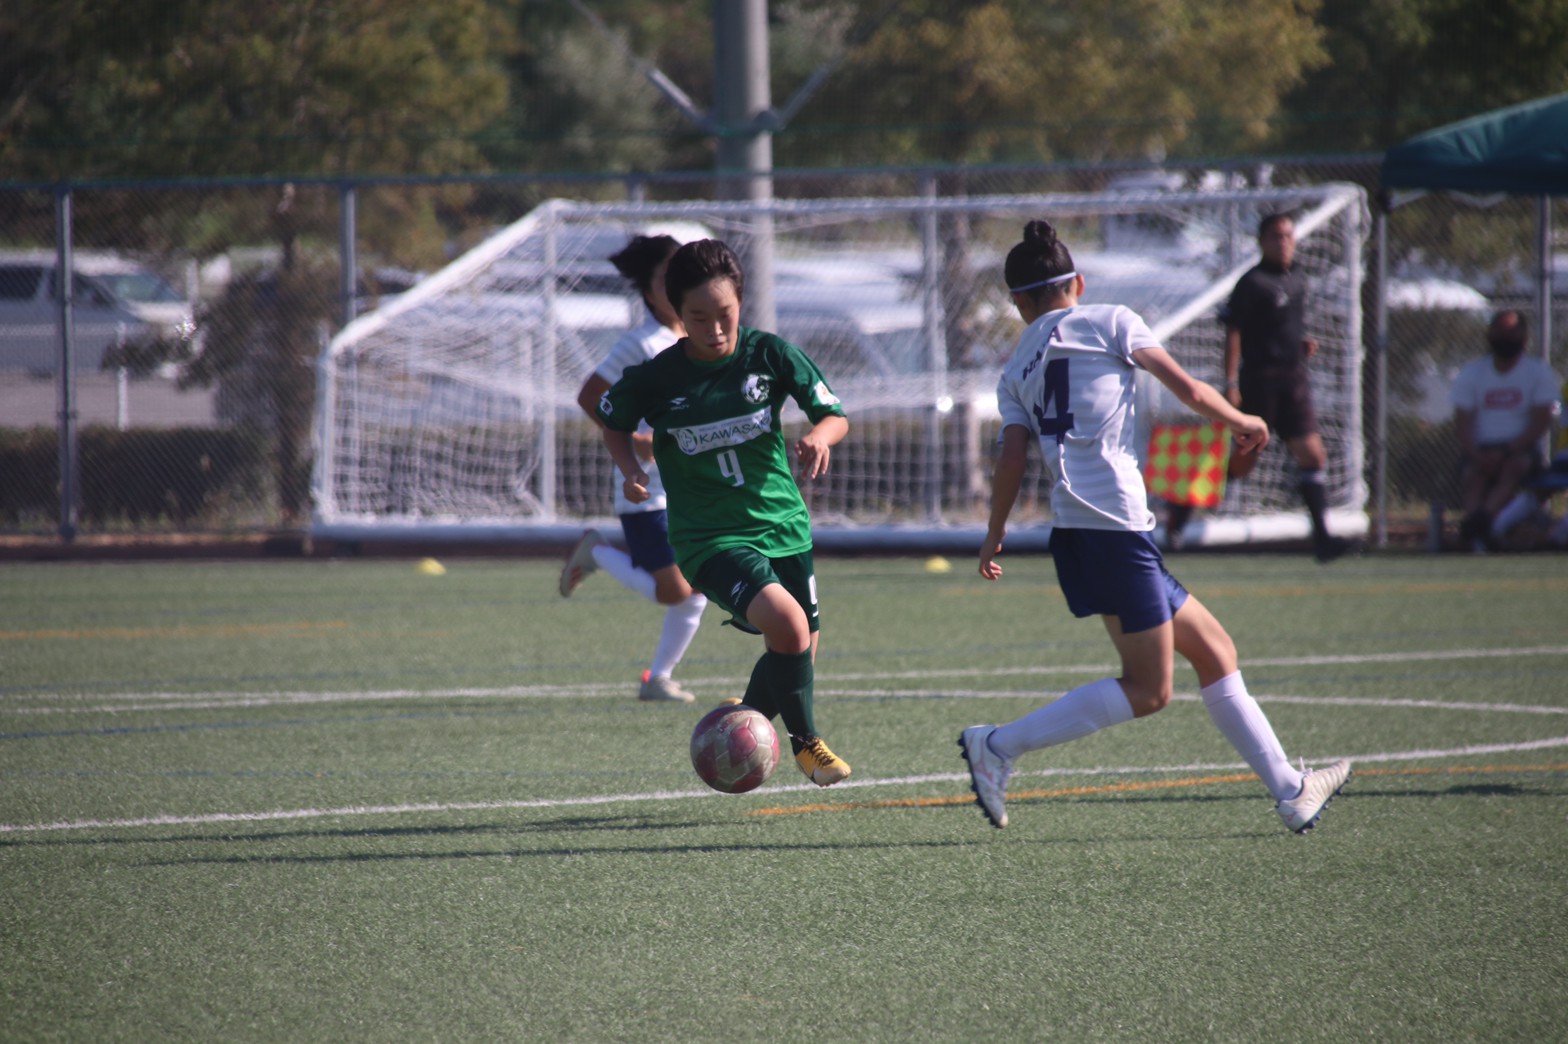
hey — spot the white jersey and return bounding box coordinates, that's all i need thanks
[596,315,680,514]
[996,303,1162,531]
[1449,354,1560,445]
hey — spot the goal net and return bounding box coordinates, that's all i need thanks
[312,184,1368,549]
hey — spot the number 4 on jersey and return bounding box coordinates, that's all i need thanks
[1032,357,1073,443]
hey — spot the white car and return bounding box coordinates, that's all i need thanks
[0,251,196,375]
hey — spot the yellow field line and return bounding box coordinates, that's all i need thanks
[746,763,1568,818]
[0,620,350,642]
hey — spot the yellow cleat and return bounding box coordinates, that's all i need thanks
[794,737,851,787]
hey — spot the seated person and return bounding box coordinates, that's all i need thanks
[1450,310,1561,551]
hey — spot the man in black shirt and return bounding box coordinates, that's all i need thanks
[1166,213,1348,562]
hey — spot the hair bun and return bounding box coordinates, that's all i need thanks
[1023,219,1058,247]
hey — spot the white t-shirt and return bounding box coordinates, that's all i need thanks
[1450,355,1561,445]
[597,315,680,514]
[996,303,1161,531]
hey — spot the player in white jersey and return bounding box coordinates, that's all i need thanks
[560,235,707,703]
[959,220,1351,833]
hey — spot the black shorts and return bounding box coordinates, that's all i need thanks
[692,547,820,634]
[1239,367,1317,441]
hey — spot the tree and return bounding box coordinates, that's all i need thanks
[1276,0,1568,153]
[786,0,1327,167]
[3,0,514,270]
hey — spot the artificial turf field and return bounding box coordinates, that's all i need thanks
[2,551,1565,1041]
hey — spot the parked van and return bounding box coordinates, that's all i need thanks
[0,251,196,375]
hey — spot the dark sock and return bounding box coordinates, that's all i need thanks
[1298,479,1329,542]
[763,649,815,753]
[742,654,778,720]
[1167,503,1193,536]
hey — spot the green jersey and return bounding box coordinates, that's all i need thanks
[598,326,846,576]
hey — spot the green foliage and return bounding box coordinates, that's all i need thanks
[6,0,1563,179]
[185,256,334,521]
[1279,0,1568,150]
[3,0,514,180]
[0,425,269,526]
[784,0,1328,166]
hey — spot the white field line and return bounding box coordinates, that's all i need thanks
[6,644,1568,716]
[3,735,1566,835]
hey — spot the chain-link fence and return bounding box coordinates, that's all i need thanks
[2,158,1563,545]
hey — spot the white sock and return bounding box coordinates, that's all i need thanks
[1491,491,1536,538]
[591,544,657,602]
[649,594,706,678]
[989,677,1134,761]
[1200,671,1302,801]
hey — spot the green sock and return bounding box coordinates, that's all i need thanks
[742,654,778,720]
[766,649,815,752]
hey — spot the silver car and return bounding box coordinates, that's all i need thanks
[0,251,196,375]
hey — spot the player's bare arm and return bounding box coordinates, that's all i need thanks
[1137,346,1269,457]
[576,373,611,424]
[794,415,849,480]
[602,428,651,503]
[580,374,654,460]
[980,425,1031,581]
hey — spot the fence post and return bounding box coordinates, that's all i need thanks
[918,174,947,521]
[1373,202,1389,548]
[339,181,358,329]
[54,184,79,544]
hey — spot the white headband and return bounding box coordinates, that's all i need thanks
[1007,271,1077,294]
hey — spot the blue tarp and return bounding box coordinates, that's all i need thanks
[1381,93,1568,196]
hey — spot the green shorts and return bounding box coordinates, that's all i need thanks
[692,547,819,634]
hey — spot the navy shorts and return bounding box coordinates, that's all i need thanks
[1239,367,1318,441]
[619,510,677,573]
[1049,528,1189,634]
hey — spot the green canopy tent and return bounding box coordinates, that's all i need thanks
[1382,91,1568,197]
[1369,94,1567,546]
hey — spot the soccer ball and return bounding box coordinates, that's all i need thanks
[689,704,779,794]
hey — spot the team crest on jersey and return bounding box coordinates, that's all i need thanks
[741,373,771,404]
[671,407,773,455]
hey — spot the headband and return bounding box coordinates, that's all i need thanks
[1007,270,1078,294]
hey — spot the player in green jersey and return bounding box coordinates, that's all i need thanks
[597,239,852,786]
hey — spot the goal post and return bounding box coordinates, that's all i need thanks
[311,185,1368,550]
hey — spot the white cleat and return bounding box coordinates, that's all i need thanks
[1277,758,1352,833]
[958,725,1013,829]
[558,530,606,598]
[638,674,696,703]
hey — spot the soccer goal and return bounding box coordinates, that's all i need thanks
[311,184,1368,550]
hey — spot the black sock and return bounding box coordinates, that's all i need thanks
[1298,479,1329,542]
[1167,503,1193,535]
